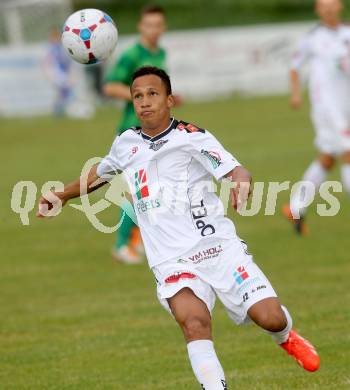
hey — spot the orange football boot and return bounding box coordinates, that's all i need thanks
[280,330,320,372]
[130,226,145,256]
[282,204,309,236]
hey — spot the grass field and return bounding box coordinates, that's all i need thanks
[1,95,350,389]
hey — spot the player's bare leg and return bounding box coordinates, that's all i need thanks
[248,297,320,372]
[318,153,336,170]
[168,288,227,390]
[248,297,287,332]
[284,152,335,234]
[341,149,350,196]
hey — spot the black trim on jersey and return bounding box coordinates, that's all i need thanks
[136,117,205,142]
[176,120,205,134]
[141,118,178,142]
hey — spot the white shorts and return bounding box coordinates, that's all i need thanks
[311,103,350,155]
[152,237,277,325]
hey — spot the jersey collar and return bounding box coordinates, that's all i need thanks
[141,118,178,142]
[137,41,162,56]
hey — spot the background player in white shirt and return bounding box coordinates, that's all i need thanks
[43,27,74,117]
[284,0,350,234]
[37,66,320,389]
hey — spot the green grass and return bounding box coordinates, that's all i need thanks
[1,95,350,389]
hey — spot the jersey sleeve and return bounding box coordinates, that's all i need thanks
[188,129,241,180]
[105,50,136,85]
[290,36,312,71]
[96,136,123,179]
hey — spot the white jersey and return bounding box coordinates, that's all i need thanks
[97,118,241,268]
[291,23,350,109]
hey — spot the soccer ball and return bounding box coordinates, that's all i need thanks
[61,9,118,64]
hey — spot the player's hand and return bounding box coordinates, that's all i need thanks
[290,94,302,109]
[232,181,252,212]
[36,191,66,218]
[227,166,252,212]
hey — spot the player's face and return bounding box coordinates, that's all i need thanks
[138,12,166,46]
[131,75,174,130]
[316,0,343,23]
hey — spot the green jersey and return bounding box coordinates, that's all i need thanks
[105,41,167,133]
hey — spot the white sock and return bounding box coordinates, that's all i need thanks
[187,340,227,390]
[266,306,293,344]
[290,161,327,217]
[341,164,350,196]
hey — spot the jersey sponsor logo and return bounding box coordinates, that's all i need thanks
[165,272,196,284]
[188,244,223,264]
[201,150,222,169]
[242,284,267,303]
[149,139,168,151]
[134,169,149,200]
[237,277,262,295]
[191,199,216,237]
[233,266,249,285]
[131,162,162,214]
[136,198,161,213]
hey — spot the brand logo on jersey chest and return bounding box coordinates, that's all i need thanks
[149,139,168,151]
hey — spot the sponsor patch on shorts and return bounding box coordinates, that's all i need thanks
[233,265,249,285]
[187,244,223,264]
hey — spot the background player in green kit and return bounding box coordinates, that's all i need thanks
[103,5,169,263]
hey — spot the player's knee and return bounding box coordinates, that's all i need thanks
[181,316,211,341]
[319,155,335,170]
[342,151,350,164]
[256,309,287,332]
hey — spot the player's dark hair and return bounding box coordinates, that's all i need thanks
[132,66,172,96]
[140,5,166,18]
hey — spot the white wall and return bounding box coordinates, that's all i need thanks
[110,21,313,99]
[0,21,314,116]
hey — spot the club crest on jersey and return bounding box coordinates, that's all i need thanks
[128,146,139,159]
[149,139,168,151]
[134,169,149,200]
[201,150,222,168]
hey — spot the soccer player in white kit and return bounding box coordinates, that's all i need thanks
[37,66,320,389]
[284,0,350,234]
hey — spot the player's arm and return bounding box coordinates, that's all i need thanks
[289,35,311,109]
[36,164,106,218]
[224,166,252,211]
[187,125,251,211]
[290,69,302,109]
[103,82,132,101]
[102,51,134,101]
